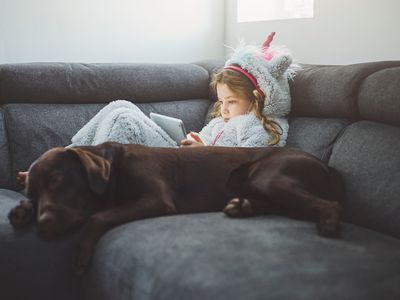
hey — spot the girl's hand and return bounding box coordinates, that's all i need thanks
[180,132,205,147]
[186,132,204,143]
[180,139,205,147]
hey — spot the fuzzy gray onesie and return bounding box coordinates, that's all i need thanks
[69,100,288,148]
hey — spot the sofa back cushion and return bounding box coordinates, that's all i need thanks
[0,63,210,104]
[0,62,214,189]
[0,108,13,188]
[358,66,400,127]
[290,61,400,126]
[4,100,211,188]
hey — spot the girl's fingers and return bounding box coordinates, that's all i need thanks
[189,132,202,143]
[180,139,192,146]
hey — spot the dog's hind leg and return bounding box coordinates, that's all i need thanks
[224,175,341,237]
[259,177,342,236]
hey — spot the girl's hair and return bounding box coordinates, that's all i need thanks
[210,67,283,146]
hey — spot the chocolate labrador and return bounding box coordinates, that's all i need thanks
[8,142,343,274]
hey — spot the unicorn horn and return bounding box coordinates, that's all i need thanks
[261,32,276,52]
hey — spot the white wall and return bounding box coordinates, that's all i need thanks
[225,0,400,65]
[0,0,225,63]
[2,0,400,65]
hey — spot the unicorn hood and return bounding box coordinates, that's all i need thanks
[225,32,300,117]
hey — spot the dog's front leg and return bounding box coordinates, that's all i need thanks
[74,193,175,275]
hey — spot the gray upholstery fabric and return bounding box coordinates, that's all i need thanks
[4,100,210,190]
[85,213,400,300]
[359,67,400,127]
[4,103,103,188]
[0,109,13,188]
[329,121,400,239]
[0,189,19,224]
[192,59,223,78]
[286,117,351,161]
[1,61,400,300]
[290,61,400,119]
[0,189,82,300]
[0,63,210,104]
[192,60,223,102]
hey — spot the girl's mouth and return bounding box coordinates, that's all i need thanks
[223,118,229,122]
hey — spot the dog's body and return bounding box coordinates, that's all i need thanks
[8,142,343,273]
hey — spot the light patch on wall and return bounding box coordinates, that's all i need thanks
[237,0,314,22]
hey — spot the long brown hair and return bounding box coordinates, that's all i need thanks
[210,67,282,146]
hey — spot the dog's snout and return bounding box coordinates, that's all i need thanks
[38,211,56,228]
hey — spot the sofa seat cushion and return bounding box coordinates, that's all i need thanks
[0,189,82,300]
[85,213,400,300]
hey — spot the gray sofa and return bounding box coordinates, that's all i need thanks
[1,60,400,300]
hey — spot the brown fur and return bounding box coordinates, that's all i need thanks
[8,142,343,274]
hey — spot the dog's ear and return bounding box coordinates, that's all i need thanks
[67,148,111,195]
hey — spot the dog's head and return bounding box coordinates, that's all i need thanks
[26,147,110,239]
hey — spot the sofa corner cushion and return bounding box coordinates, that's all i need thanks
[290,61,400,119]
[329,120,400,239]
[359,66,400,127]
[84,213,400,300]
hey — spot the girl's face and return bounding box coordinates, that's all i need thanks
[216,83,252,122]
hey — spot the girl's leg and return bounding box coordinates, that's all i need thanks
[94,108,178,147]
[70,100,140,146]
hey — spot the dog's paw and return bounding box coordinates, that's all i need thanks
[318,203,341,237]
[16,171,28,187]
[8,200,35,229]
[223,198,254,217]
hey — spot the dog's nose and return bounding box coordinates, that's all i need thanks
[38,211,56,228]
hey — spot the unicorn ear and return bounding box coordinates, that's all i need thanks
[261,32,276,52]
[269,55,292,78]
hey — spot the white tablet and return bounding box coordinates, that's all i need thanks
[150,112,187,144]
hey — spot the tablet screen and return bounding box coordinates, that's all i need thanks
[150,113,187,144]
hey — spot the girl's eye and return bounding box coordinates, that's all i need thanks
[228,100,237,104]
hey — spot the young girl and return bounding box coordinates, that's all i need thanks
[68,32,297,149]
[181,66,287,148]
